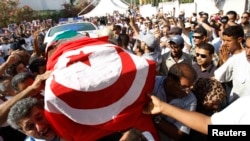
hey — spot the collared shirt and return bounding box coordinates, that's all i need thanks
[142,51,162,72]
[152,76,197,135]
[190,45,220,67]
[160,51,192,75]
[192,63,217,79]
[25,136,61,141]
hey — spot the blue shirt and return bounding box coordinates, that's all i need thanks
[152,76,197,134]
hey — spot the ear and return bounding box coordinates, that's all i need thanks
[210,53,214,58]
[237,36,243,44]
[202,36,208,42]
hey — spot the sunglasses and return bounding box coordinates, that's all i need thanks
[196,53,207,58]
[192,36,202,39]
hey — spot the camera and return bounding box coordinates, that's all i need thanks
[220,16,229,24]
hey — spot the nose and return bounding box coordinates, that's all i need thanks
[35,122,46,134]
[246,48,250,55]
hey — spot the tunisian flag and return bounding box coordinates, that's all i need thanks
[44,36,158,141]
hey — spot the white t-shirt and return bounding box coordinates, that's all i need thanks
[214,51,250,103]
[0,44,10,57]
[24,36,34,51]
[211,96,250,124]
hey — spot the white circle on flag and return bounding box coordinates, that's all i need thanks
[53,45,121,91]
[45,44,149,125]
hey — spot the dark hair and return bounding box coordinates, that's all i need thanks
[114,25,122,31]
[29,58,46,74]
[10,42,23,51]
[168,62,197,83]
[242,11,250,17]
[122,128,147,141]
[6,61,26,76]
[223,25,244,39]
[117,34,130,48]
[197,42,215,55]
[11,72,34,92]
[0,75,13,94]
[226,10,237,19]
[193,26,207,37]
[7,97,44,131]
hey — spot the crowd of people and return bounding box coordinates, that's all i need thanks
[1,4,250,141]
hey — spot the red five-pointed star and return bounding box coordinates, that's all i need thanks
[66,51,92,67]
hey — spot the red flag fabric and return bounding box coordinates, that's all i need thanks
[44,36,158,141]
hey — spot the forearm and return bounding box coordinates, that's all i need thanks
[0,86,37,125]
[160,102,211,135]
[0,62,10,75]
[130,24,140,38]
[156,117,185,140]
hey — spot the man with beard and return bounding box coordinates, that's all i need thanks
[152,63,197,141]
[159,35,192,75]
[8,97,63,141]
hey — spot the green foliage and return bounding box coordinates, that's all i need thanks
[180,0,194,3]
[0,0,94,28]
[0,0,19,27]
[163,0,194,3]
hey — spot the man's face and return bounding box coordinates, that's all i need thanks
[193,33,205,46]
[16,63,28,74]
[245,38,250,62]
[167,76,194,98]
[241,14,249,24]
[227,14,235,23]
[170,43,182,57]
[196,48,213,67]
[222,35,240,54]
[19,107,57,140]
[17,78,34,92]
[140,41,146,50]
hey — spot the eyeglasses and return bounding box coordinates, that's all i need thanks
[192,36,202,39]
[178,84,194,93]
[168,72,194,93]
[196,53,207,58]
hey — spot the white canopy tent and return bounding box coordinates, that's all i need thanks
[80,0,129,17]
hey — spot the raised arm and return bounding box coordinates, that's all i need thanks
[0,71,51,125]
[143,95,211,135]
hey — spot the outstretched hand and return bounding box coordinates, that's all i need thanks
[30,71,52,95]
[143,94,163,115]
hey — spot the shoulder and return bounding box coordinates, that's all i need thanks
[161,51,171,58]
[182,52,192,59]
[155,76,166,84]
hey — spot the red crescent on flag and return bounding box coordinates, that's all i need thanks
[45,44,150,125]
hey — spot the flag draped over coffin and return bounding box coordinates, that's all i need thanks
[44,36,158,141]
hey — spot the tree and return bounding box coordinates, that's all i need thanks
[11,5,35,23]
[70,0,76,5]
[61,1,94,18]
[0,0,19,27]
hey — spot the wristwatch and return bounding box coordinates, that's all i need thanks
[154,115,162,124]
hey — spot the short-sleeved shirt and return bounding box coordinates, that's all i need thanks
[152,76,197,134]
[211,96,250,124]
[192,63,217,79]
[160,52,192,75]
[214,51,250,103]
